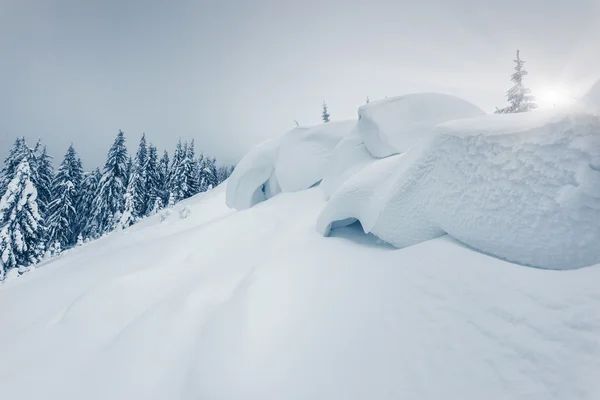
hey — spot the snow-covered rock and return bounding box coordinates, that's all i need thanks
[319,109,600,269]
[357,93,485,158]
[226,136,282,210]
[275,120,355,192]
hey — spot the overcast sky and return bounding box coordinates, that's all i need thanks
[1,0,599,168]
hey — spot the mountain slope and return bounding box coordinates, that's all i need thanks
[1,184,599,400]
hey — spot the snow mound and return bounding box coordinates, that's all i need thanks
[227,121,354,209]
[320,128,376,199]
[275,120,355,192]
[357,93,485,158]
[319,109,600,269]
[226,136,281,210]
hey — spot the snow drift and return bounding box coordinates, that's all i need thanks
[226,121,354,209]
[275,120,356,192]
[357,93,485,158]
[318,109,600,269]
[2,184,600,400]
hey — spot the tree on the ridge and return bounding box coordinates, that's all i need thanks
[365,96,370,104]
[0,137,28,196]
[144,144,162,215]
[199,156,219,191]
[186,140,200,197]
[0,159,43,278]
[33,145,54,223]
[76,168,102,240]
[169,139,187,202]
[217,165,234,184]
[495,50,538,114]
[93,130,129,233]
[46,144,84,248]
[158,150,171,208]
[130,133,149,218]
[322,101,330,123]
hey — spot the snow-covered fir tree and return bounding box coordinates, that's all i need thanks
[76,168,102,240]
[0,137,28,196]
[93,130,129,233]
[186,140,200,197]
[199,156,219,191]
[217,165,234,184]
[169,139,187,202]
[322,101,330,123]
[144,144,162,215]
[46,144,84,248]
[0,159,43,278]
[130,134,149,218]
[495,50,538,114]
[32,145,54,222]
[158,150,171,207]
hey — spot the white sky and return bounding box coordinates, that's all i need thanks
[1,0,599,168]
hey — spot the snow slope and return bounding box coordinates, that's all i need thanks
[1,185,600,400]
[319,108,600,269]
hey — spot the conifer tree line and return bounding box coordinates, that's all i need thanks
[0,131,233,279]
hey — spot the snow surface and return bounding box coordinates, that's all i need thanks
[357,93,485,158]
[275,120,356,192]
[227,121,354,209]
[318,108,600,269]
[320,128,376,199]
[2,185,600,400]
[226,136,282,210]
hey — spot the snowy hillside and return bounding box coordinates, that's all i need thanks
[2,84,600,399]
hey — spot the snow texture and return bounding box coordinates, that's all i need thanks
[320,128,376,199]
[226,136,282,210]
[227,121,354,209]
[318,108,600,269]
[1,185,600,400]
[274,120,355,192]
[356,93,485,158]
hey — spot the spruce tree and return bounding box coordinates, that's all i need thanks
[93,130,129,233]
[144,144,161,215]
[158,150,171,207]
[131,134,148,218]
[169,139,186,202]
[0,159,43,278]
[46,144,84,248]
[322,101,330,123]
[496,50,538,114]
[33,145,54,221]
[76,168,102,240]
[0,137,28,196]
[186,140,200,197]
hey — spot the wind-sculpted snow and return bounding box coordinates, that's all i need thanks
[226,121,354,209]
[320,128,376,199]
[226,136,282,210]
[318,109,600,269]
[357,93,485,158]
[275,120,356,192]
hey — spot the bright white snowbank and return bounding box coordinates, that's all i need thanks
[227,121,354,209]
[226,136,281,210]
[320,128,376,199]
[319,109,600,269]
[357,93,485,158]
[275,120,356,192]
[1,186,600,400]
